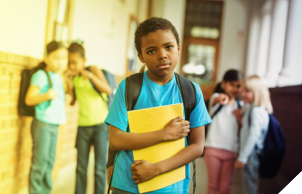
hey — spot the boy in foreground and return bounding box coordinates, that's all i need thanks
[105,17,211,194]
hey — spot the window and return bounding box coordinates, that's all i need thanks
[45,0,73,45]
[184,1,222,39]
[53,0,71,43]
[181,0,223,98]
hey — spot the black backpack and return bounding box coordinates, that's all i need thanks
[107,72,199,194]
[248,109,285,178]
[203,82,225,119]
[18,63,52,116]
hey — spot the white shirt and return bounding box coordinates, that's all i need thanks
[205,93,242,153]
[238,105,269,163]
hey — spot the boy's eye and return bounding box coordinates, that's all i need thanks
[147,50,155,54]
[166,45,174,50]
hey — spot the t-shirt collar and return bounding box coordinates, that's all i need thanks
[144,71,176,89]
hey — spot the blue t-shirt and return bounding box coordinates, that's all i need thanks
[30,69,66,125]
[105,71,211,194]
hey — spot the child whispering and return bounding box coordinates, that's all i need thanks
[204,70,243,194]
[235,75,272,194]
[67,43,112,194]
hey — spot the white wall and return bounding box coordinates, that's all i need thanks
[0,0,48,58]
[137,0,149,23]
[151,0,164,19]
[216,0,248,81]
[162,0,186,74]
[72,0,145,76]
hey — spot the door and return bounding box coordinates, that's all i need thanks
[181,0,223,99]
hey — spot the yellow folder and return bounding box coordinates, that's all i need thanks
[127,103,186,193]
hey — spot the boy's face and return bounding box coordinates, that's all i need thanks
[68,52,86,75]
[138,29,180,80]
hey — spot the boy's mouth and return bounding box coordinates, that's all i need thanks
[158,63,171,69]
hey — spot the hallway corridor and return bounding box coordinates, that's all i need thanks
[51,152,97,194]
[50,152,243,194]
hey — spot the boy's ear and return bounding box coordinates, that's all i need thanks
[138,53,145,63]
[177,45,181,55]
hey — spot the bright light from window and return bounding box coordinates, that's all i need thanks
[191,26,219,39]
[195,64,206,75]
[183,63,206,75]
[182,63,195,74]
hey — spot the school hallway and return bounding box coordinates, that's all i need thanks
[50,151,243,194]
[1,0,302,194]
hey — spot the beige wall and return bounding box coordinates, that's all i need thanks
[217,0,248,81]
[137,0,149,22]
[71,0,148,76]
[0,0,48,59]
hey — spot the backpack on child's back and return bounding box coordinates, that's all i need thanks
[69,66,117,109]
[249,110,286,178]
[18,63,52,116]
[86,66,117,109]
[106,72,200,194]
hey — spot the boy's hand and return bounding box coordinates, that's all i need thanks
[234,160,245,170]
[46,89,57,100]
[131,160,160,184]
[163,116,190,141]
[217,93,229,105]
[81,70,93,80]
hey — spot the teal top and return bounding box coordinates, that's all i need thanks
[30,69,66,125]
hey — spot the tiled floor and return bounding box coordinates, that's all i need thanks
[51,152,97,194]
[189,157,243,194]
[51,153,243,194]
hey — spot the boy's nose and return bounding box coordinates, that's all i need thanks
[158,49,168,60]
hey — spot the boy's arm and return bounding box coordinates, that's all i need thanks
[131,125,205,184]
[25,85,56,106]
[109,117,190,151]
[87,66,112,96]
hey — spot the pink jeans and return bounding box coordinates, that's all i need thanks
[204,147,237,194]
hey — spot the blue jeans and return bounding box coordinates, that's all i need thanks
[242,149,260,194]
[29,118,59,194]
[112,188,136,194]
[75,123,109,194]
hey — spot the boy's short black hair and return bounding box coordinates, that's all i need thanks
[68,43,85,58]
[135,17,180,55]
